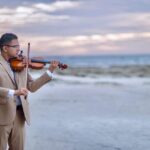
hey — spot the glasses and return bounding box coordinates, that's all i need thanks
[5,45,20,48]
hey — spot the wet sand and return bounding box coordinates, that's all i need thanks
[26,80,150,150]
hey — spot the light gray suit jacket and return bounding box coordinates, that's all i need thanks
[0,54,51,125]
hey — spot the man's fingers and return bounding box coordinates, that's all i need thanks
[14,88,28,96]
[20,88,28,96]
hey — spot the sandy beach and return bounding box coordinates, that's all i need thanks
[25,68,150,150]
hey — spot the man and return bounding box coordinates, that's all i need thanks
[0,33,59,150]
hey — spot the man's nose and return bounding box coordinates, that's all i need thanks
[17,49,22,55]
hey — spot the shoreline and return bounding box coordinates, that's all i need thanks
[29,65,150,78]
[29,65,150,86]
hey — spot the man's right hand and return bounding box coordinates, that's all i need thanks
[14,88,28,96]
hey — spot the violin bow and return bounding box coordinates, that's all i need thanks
[27,43,30,71]
[25,42,30,99]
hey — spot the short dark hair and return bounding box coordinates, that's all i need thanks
[0,33,18,51]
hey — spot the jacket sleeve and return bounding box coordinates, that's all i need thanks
[0,87,10,104]
[0,87,10,97]
[27,72,52,92]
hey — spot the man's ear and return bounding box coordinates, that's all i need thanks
[3,46,7,53]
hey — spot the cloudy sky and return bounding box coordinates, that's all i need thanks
[0,0,150,56]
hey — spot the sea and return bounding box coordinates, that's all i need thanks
[31,54,150,85]
[44,54,150,68]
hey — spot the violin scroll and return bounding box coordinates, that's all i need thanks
[58,63,68,70]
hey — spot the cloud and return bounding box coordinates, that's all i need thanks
[18,32,150,55]
[33,1,79,12]
[0,1,80,27]
[0,1,150,55]
[110,12,150,29]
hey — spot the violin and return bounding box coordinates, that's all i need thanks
[9,51,68,72]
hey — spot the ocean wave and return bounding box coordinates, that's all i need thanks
[53,75,150,85]
[55,65,150,78]
[29,66,150,85]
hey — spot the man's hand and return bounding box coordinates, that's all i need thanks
[14,88,28,96]
[48,60,59,72]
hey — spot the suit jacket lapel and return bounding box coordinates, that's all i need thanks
[0,54,16,85]
[14,68,27,88]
